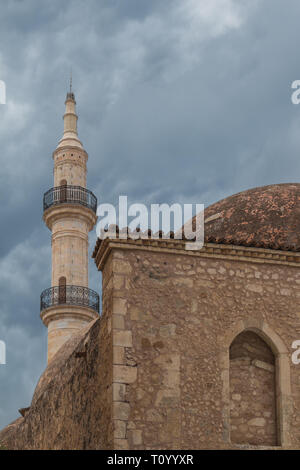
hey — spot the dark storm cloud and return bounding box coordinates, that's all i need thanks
[0,0,300,427]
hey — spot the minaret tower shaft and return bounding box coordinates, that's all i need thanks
[41,89,99,363]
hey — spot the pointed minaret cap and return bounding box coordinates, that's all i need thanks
[56,88,84,150]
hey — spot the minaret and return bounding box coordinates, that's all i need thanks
[41,86,99,363]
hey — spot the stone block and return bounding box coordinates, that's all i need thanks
[113,275,125,289]
[173,277,193,288]
[146,409,164,422]
[114,439,129,450]
[159,324,176,337]
[163,369,180,388]
[113,346,125,365]
[112,315,125,330]
[246,284,263,294]
[113,382,126,401]
[127,421,136,430]
[129,429,143,446]
[113,298,127,315]
[113,260,132,274]
[252,359,274,372]
[113,365,137,384]
[248,418,266,427]
[114,420,127,439]
[155,389,180,407]
[114,330,132,347]
[113,402,130,421]
[154,353,180,370]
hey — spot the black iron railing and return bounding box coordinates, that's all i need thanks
[40,285,100,313]
[43,185,97,213]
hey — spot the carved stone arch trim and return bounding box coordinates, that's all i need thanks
[219,318,291,447]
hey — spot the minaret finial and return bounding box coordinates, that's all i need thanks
[66,68,75,102]
[70,67,72,93]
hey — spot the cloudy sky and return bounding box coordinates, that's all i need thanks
[1,0,300,428]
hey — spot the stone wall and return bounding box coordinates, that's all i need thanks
[2,239,300,450]
[0,316,113,450]
[99,241,300,449]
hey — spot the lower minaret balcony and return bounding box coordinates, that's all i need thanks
[43,185,97,213]
[40,285,100,362]
[40,285,100,314]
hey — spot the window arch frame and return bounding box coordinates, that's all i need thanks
[220,319,291,448]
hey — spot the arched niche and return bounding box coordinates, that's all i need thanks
[220,319,291,448]
[229,330,277,446]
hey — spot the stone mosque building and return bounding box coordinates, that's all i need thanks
[1,90,300,450]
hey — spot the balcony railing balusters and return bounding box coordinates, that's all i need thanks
[43,185,97,213]
[40,285,100,313]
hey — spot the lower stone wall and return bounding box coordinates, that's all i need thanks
[0,316,113,450]
[2,241,300,450]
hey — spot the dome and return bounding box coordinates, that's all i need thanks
[196,183,300,252]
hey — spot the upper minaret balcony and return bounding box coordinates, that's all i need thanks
[43,185,97,214]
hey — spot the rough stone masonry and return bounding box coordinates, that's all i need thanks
[1,183,300,450]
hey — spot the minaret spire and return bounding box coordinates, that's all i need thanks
[56,75,83,150]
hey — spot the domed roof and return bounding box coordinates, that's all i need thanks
[198,183,300,251]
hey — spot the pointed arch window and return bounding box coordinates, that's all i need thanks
[229,330,277,446]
